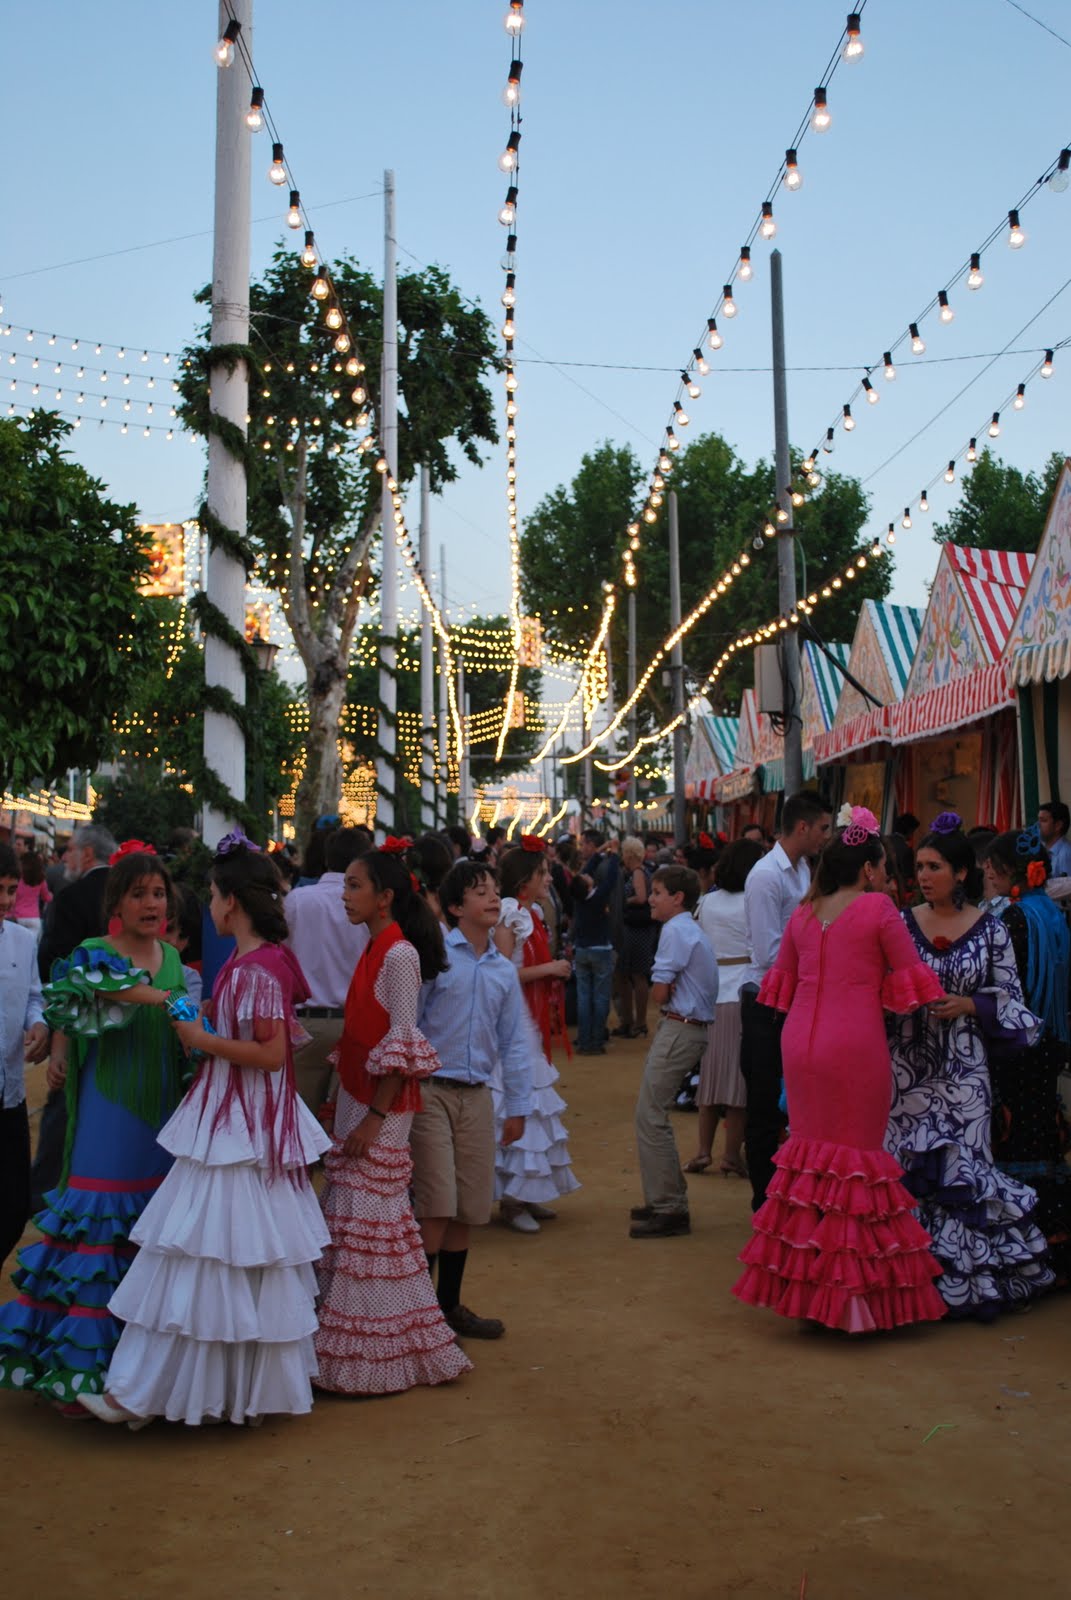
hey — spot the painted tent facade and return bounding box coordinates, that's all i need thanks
[1005,460,1071,816]
[684,714,738,804]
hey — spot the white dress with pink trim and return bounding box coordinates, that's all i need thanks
[314,941,472,1393]
[103,958,332,1424]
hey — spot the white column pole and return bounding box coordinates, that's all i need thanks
[376,169,399,835]
[437,542,449,825]
[418,466,436,832]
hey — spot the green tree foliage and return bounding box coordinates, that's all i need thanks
[520,433,889,721]
[0,413,157,794]
[177,248,498,837]
[92,763,197,847]
[932,449,1064,552]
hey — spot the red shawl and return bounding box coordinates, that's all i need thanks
[337,922,422,1113]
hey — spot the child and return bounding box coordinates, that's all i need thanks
[0,845,188,1407]
[12,847,51,938]
[411,858,533,1339]
[493,839,579,1233]
[163,882,204,1007]
[79,838,331,1427]
[314,845,471,1393]
[0,844,49,1263]
[630,865,719,1239]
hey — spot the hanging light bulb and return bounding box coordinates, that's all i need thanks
[1014,382,1026,409]
[658,452,672,473]
[286,190,302,229]
[503,58,523,106]
[245,87,264,131]
[783,148,802,191]
[693,347,710,376]
[862,377,879,404]
[842,11,864,63]
[300,232,317,269]
[883,352,896,381]
[734,247,752,286]
[707,317,722,351]
[1041,349,1055,378]
[503,313,516,340]
[920,490,930,512]
[501,273,516,308]
[505,368,518,391]
[722,286,737,319]
[791,488,805,507]
[808,470,822,488]
[325,305,343,331]
[214,19,241,67]
[989,411,1001,437]
[967,252,984,290]
[887,524,896,545]
[910,323,926,355]
[938,290,954,324]
[760,201,776,240]
[945,461,956,483]
[1050,148,1071,194]
[681,371,701,399]
[499,186,518,226]
[822,426,835,454]
[499,131,521,172]
[967,437,977,462]
[1008,209,1026,248]
[311,269,329,301]
[504,0,525,33]
[674,401,690,426]
[811,86,831,132]
[842,403,855,431]
[902,507,913,530]
[268,143,287,185]
[665,427,680,451]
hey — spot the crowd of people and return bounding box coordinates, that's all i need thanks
[0,790,1067,1428]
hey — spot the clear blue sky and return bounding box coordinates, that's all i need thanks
[4,0,1070,662]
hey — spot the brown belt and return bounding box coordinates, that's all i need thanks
[661,1010,711,1028]
[717,956,749,966]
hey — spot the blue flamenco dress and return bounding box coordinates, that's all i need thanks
[0,941,187,1404]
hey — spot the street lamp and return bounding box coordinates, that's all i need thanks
[250,635,279,675]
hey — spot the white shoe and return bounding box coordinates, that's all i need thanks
[504,1208,541,1233]
[78,1391,151,1430]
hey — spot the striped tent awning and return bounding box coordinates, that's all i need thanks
[872,601,924,696]
[707,715,739,773]
[814,705,893,765]
[804,641,850,731]
[947,546,1033,661]
[891,661,1015,743]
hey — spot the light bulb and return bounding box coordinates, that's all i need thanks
[117,347,125,359]
[760,201,776,239]
[811,86,831,132]
[989,411,1001,437]
[967,438,977,462]
[658,453,672,472]
[791,489,804,507]
[311,271,329,300]
[1050,148,1071,194]
[808,470,821,488]
[505,370,518,392]
[644,508,657,524]
[666,428,680,451]
[862,377,878,404]
[902,508,912,530]
[503,59,523,106]
[694,348,710,376]
[938,290,954,323]
[674,402,689,426]
[842,11,864,63]
[501,274,516,307]
[499,186,517,226]
[910,323,925,355]
[286,191,302,229]
[504,0,525,33]
[783,149,802,190]
[325,306,343,330]
[945,460,956,482]
[842,403,855,431]
[706,318,723,350]
[1008,209,1026,248]
[682,371,701,399]
[1041,349,1054,378]
[503,315,516,339]
[883,352,896,381]
[301,232,317,269]
[822,426,835,454]
[246,88,264,131]
[967,252,983,290]
[722,286,737,318]
[214,21,240,68]
[499,132,521,172]
[1014,383,1026,409]
[920,491,929,512]
[752,533,765,552]
[268,143,286,185]
[887,525,896,545]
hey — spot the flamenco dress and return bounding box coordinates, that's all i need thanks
[314,923,471,1392]
[886,911,1055,1318]
[493,899,580,1208]
[733,894,947,1334]
[0,941,188,1403]
[102,944,331,1424]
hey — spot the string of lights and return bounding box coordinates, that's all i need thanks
[0,318,177,364]
[4,396,185,440]
[530,587,617,764]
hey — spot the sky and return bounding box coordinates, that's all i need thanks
[5,0,1071,684]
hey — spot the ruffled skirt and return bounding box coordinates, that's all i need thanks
[314,1090,471,1394]
[732,1136,947,1334]
[493,1054,580,1206]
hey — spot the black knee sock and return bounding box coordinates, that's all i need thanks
[436,1248,467,1313]
[425,1252,437,1280]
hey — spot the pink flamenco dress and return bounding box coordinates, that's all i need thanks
[732,892,948,1334]
[314,924,471,1393]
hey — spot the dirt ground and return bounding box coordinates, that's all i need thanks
[3,1037,1069,1600]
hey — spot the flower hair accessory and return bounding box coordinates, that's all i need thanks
[839,806,881,847]
[1026,859,1048,889]
[216,828,260,856]
[108,839,156,866]
[520,834,546,853]
[380,835,413,855]
[1016,822,1042,856]
[697,831,716,850]
[930,811,963,836]
[314,812,341,832]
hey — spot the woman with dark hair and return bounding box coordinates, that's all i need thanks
[733,808,947,1333]
[982,828,1071,1286]
[886,814,1054,1318]
[313,845,470,1393]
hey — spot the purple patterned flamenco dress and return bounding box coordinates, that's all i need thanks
[885,910,1055,1320]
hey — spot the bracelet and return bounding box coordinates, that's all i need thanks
[365,1106,386,1120]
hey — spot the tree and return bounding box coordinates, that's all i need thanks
[177,248,498,839]
[0,412,157,795]
[454,614,544,789]
[520,432,889,723]
[932,449,1064,551]
[93,763,197,846]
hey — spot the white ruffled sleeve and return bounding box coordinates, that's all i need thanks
[497,897,533,967]
[366,941,442,1079]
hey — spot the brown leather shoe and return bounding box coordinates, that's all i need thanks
[629,1211,691,1239]
[445,1303,505,1340]
[629,1204,655,1221]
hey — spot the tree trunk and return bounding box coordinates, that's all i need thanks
[293,651,348,843]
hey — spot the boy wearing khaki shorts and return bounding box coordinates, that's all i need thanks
[413,859,533,1339]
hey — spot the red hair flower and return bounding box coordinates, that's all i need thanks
[109,839,156,866]
[381,835,413,855]
[520,834,546,853]
[1026,860,1048,889]
[698,832,715,850]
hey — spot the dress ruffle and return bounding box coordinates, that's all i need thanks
[365,1025,441,1080]
[881,964,944,1014]
[103,1326,321,1425]
[758,967,795,1012]
[732,1136,946,1334]
[158,1066,331,1170]
[492,1053,580,1205]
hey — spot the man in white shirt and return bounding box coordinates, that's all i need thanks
[285,828,371,1115]
[740,791,831,1211]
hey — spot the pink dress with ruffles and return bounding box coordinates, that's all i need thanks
[732,893,948,1334]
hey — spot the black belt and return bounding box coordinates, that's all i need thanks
[661,1010,711,1028]
[300,1006,343,1019]
[430,1075,483,1090]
